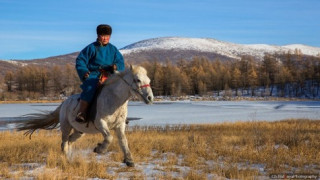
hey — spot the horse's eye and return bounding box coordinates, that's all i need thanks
[135,79,141,83]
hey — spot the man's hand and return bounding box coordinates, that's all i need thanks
[83,72,90,80]
[112,64,117,71]
[100,64,117,74]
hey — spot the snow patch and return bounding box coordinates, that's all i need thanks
[120,37,320,60]
[6,60,28,66]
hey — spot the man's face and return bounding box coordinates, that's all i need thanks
[98,34,110,45]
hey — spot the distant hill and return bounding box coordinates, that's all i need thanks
[21,52,79,66]
[1,37,319,76]
[0,61,20,76]
[120,37,320,62]
[0,53,79,76]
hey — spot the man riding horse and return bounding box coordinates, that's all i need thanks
[75,24,125,123]
[18,25,153,167]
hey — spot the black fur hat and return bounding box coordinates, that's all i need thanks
[96,24,112,35]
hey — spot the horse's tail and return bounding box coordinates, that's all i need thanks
[17,104,62,139]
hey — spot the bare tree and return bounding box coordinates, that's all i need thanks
[4,71,14,92]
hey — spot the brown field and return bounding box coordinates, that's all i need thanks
[0,119,319,179]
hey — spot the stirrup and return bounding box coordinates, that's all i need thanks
[75,112,87,123]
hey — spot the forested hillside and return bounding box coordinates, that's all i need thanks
[1,51,319,101]
[141,52,320,98]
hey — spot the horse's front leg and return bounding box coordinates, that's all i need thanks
[94,119,113,154]
[116,123,134,167]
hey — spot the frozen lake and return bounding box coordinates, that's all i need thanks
[0,100,320,130]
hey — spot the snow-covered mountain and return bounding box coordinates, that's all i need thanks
[1,37,320,76]
[120,37,320,61]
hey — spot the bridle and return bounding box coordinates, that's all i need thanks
[133,78,151,89]
[118,72,151,102]
[139,84,151,88]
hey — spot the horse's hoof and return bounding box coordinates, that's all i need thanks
[124,159,135,167]
[94,143,103,154]
[93,147,100,154]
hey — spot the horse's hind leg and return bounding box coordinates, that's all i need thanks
[116,124,134,167]
[60,122,72,155]
[68,130,84,152]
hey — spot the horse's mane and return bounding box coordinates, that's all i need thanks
[103,65,147,87]
[102,71,125,87]
[131,65,147,75]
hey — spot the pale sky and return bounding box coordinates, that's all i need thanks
[0,0,319,60]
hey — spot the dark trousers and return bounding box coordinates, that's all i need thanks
[80,75,99,103]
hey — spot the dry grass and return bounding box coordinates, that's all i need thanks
[0,100,63,104]
[0,119,319,179]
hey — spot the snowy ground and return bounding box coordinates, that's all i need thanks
[0,100,320,130]
[9,150,229,180]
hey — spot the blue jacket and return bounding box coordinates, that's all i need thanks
[76,41,125,81]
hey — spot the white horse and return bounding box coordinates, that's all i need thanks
[17,65,154,167]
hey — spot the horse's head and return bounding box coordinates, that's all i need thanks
[127,65,154,104]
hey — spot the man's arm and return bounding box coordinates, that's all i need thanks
[75,45,94,80]
[113,48,125,71]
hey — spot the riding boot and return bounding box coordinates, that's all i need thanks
[75,100,89,123]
